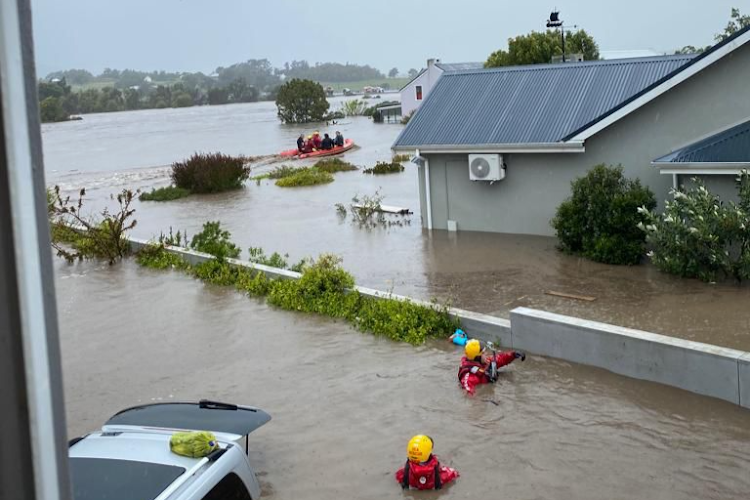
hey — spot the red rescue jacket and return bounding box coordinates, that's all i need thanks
[395,455,459,490]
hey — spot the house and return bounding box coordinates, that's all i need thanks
[400,59,484,117]
[392,27,750,236]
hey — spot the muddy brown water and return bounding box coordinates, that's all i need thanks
[57,260,750,499]
[43,100,750,351]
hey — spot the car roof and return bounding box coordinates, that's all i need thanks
[105,400,271,436]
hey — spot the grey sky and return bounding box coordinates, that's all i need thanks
[31,0,743,76]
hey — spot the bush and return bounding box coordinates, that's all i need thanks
[401,111,415,125]
[171,153,250,193]
[392,154,411,162]
[275,168,333,187]
[640,172,750,282]
[552,164,656,265]
[189,221,241,262]
[266,165,300,179]
[313,158,357,173]
[135,244,190,270]
[363,161,405,175]
[139,186,191,202]
[248,247,289,269]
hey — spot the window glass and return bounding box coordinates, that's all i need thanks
[202,473,252,500]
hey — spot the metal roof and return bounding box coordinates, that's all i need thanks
[435,62,484,72]
[655,120,750,163]
[394,54,694,148]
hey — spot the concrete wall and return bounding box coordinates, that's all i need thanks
[510,307,747,406]
[129,237,749,408]
[421,45,750,235]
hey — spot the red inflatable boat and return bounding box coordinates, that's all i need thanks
[280,139,355,159]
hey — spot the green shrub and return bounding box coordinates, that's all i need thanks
[266,165,301,179]
[171,153,250,193]
[354,296,459,345]
[135,244,190,270]
[139,186,191,202]
[640,172,750,282]
[275,168,333,187]
[235,268,271,296]
[392,154,411,162]
[192,259,242,286]
[363,161,405,175]
[190,221,241,261]
[248,247,289,269]
[552,164,656,265]
[313,158,357,173]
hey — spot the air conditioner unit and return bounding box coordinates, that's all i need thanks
[468,154,505,182]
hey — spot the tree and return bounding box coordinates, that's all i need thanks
[388,67,399,78]
[275,79,329,124]
[40,97,68,122]
[226,77,258,103]
[485,29,600,68]
[716,7,750,41]
[675,45,710,55]
[407,68,419,79]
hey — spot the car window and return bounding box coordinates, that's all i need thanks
[202,473,252,500]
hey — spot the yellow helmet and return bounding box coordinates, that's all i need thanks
[465,339,482,359]
[307,135,312,139]
[407,435,433,463]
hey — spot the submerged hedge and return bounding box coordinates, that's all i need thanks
[136,244,458,345]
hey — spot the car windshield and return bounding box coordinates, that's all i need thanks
[70,457,185,500]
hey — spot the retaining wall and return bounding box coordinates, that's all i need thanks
[128,237,748,409]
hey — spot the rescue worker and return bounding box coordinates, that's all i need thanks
[334,130,344,147]
[304,135,315,153]
[321,133,334,150]
[395,435,459,490]
[458,339,525,395]
[296,134,305,153]
[312,131,322,149]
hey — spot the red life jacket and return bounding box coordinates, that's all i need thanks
[458,356,486,382]
[400,455,442,490]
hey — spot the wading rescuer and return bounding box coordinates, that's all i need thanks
[458,339,525,395]
[395,435,459,490]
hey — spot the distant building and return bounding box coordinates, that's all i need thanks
[393,27,750,235]
[400,59,484,117]
[143,76,152,83]
[600,49,662,60]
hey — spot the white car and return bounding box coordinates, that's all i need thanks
[68,400,271,500]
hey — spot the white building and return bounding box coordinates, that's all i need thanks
[400,59,483,117]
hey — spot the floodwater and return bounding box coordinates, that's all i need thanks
[42,100,750,350]
[57,260,750,500]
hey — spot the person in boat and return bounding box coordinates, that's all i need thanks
[321,133,334,150]
[458,339,525,395]
[395,435,459,491]
[312,131,322,149]
[334,131,344,148]
[304,135,316,153]
[296,134,305,153]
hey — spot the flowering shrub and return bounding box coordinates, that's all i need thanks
[640,171,750,282]
[552,165,656,265]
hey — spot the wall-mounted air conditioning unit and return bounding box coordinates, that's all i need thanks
[468,154,505,182]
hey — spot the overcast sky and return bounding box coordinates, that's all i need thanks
[31,0,743,76]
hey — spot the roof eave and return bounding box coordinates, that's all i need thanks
[566,27,750,143]
[392,142,585,154]
[653,161,750,175]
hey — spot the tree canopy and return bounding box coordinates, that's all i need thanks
[279,61,384,82]
[275,79,329,124]
[676,7,750,54]
[485,29,600,68]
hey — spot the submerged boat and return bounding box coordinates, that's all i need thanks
[279,139,355,159]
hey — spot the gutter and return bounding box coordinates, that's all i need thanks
[392,142,585,154]
[653,161,750,175]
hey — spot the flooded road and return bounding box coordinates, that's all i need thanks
[57,260,750,500]
[43,100,750,350]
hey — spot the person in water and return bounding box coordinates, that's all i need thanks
[321,133,334,150]
[395,435,459,490]
[458,339,525,395]
[312,131,322,149]
[334,131,344,147]
[296,134,305,153]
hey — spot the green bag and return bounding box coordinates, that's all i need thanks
[169,431,219,458]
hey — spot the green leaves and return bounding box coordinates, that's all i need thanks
[641,172,750,282]
[275,79,330,124]
[486,29,600,68]
[190,221,241,262]
[171,153,250,194]
[552,165,656,265]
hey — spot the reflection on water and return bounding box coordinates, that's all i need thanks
[43,100,750,350]
[57,261,750,500]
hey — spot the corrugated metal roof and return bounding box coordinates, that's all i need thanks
[655,120,750,163]
[435,62,484,72]
[394,54,694,148]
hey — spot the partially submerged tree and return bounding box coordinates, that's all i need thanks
[485,29,599,68]
[275,78,329,124]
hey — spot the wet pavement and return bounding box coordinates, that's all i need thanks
[43,100,750,351]
[57,260,750,500]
